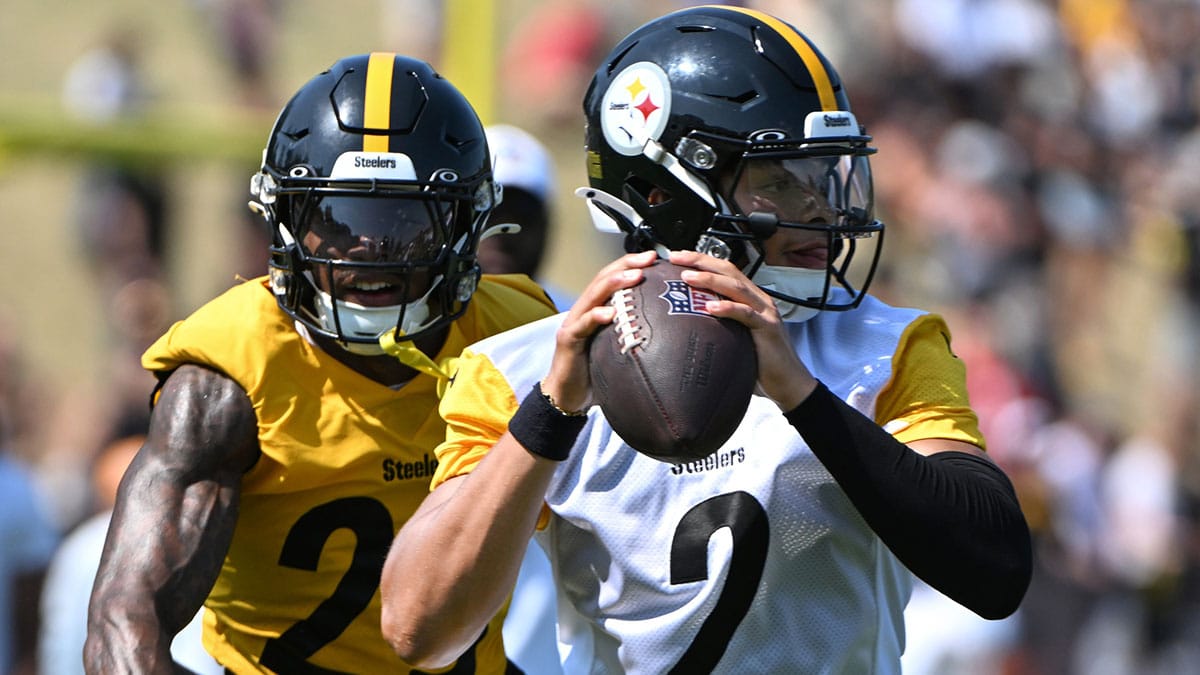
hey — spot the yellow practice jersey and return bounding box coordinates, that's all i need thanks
[142,275,555,674]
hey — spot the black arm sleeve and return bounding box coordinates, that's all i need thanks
[784,382,1032,619]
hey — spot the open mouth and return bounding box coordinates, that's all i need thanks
[339,277,411,307]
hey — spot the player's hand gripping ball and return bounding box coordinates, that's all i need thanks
[588,259,757,463]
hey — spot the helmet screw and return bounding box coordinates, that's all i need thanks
[676,138,716,170]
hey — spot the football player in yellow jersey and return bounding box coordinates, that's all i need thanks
[380,7,1033,674]
[84,53,556,674]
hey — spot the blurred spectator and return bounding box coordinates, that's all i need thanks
[60,28,148,124]
[186,0,287,284]
[53,32,174,531]
[0,442,59,674]
[380,0,442,65]
[902,578,1021,675]
[0,317,39,477]
[892,0,1058,79]
[187,0,282,110]
[0,317,59,675]
[1012,406,1111,675]
[38,434,221,675]
[480,124,573,309]
[61,28,167,308]
[498,1,625,129]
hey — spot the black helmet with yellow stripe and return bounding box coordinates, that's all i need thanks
[250,53,500,354]
[581,6,884,318]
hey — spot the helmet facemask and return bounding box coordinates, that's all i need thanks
[700,115,885,320]
[259,158,493,354]
[249,52,497,356]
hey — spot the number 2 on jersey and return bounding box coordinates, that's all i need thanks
[260,497,393,674]
[667,491,769,674]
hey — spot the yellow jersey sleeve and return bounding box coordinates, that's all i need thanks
[875,313,986,450]
[431,348,523,489]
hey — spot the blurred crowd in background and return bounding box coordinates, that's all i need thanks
[2,0,1200,673]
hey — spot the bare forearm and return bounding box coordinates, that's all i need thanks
[381,433,555,668]
[85,365,255,674]
[86,473,238,673]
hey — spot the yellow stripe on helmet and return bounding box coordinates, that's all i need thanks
[699,5,838,111]
[363,52,396,152]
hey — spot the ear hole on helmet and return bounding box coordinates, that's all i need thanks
[646,187,672,206]
[624,175,672,209]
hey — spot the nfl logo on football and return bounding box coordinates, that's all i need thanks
[660,280,719,317]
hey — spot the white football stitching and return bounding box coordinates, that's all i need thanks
[610,288,646,354]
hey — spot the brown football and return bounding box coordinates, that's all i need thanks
[588,259,757,463]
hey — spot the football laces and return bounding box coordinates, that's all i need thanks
[610,288,646,354]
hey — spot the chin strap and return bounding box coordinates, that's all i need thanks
[378,330,457,394]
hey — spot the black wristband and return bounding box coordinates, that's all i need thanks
[507,383,588,462]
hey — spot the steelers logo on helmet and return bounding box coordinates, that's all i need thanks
[600,61,672,157]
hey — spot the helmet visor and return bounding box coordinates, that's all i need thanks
[298,194,454,264]
[728,154,874,234]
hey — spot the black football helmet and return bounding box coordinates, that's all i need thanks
[581,6,884,319]
[249,52,499,353]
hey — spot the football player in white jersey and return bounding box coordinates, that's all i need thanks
[380,6,1033,674]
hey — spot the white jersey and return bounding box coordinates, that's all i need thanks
[434,293,984,674]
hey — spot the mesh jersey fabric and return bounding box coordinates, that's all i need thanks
[433,292,984,674]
